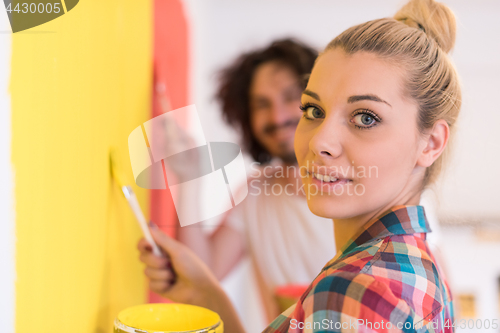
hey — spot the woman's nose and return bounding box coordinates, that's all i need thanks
[308,121,342,159]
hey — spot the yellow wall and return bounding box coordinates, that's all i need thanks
[10,1,152,332]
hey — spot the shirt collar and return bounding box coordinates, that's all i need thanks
[327,205,431,265]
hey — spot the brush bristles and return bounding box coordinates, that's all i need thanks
[109,149,127,188]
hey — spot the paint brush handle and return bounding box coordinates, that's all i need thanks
[122,186,163,257]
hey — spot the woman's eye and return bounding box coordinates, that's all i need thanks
[300,105,324,120]
[351,111,380,128]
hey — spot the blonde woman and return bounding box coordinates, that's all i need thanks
[138,0,460,331]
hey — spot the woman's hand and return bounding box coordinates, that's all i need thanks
[138,224,220,306]
[137,224,247,333]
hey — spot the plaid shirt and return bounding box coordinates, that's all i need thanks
[263,205,454,333]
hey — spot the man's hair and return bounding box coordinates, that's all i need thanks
[216,38,318,164]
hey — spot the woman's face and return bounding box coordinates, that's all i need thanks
[295,48,428,219]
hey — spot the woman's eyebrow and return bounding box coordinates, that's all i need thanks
[302,89,320,100]
[347,94,392,107]
[303,90,392,108]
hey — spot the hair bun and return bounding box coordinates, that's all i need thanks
[394,0,457,53]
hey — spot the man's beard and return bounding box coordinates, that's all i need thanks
[263,118,300,164]
[275,142,297,164]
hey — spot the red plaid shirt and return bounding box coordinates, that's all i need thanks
[263,205,454,333]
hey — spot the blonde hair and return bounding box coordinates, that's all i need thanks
[324,0,461,187]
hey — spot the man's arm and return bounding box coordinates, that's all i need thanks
[252,254,282,323]
[177,219,245,280]
[176,185,245,280]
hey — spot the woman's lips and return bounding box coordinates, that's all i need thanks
[306,171,352,192]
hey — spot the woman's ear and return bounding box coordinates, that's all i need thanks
[417,119,450,167]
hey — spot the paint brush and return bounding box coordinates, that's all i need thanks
[109,149,163,257]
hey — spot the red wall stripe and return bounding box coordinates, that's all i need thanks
[149,0,190,303]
